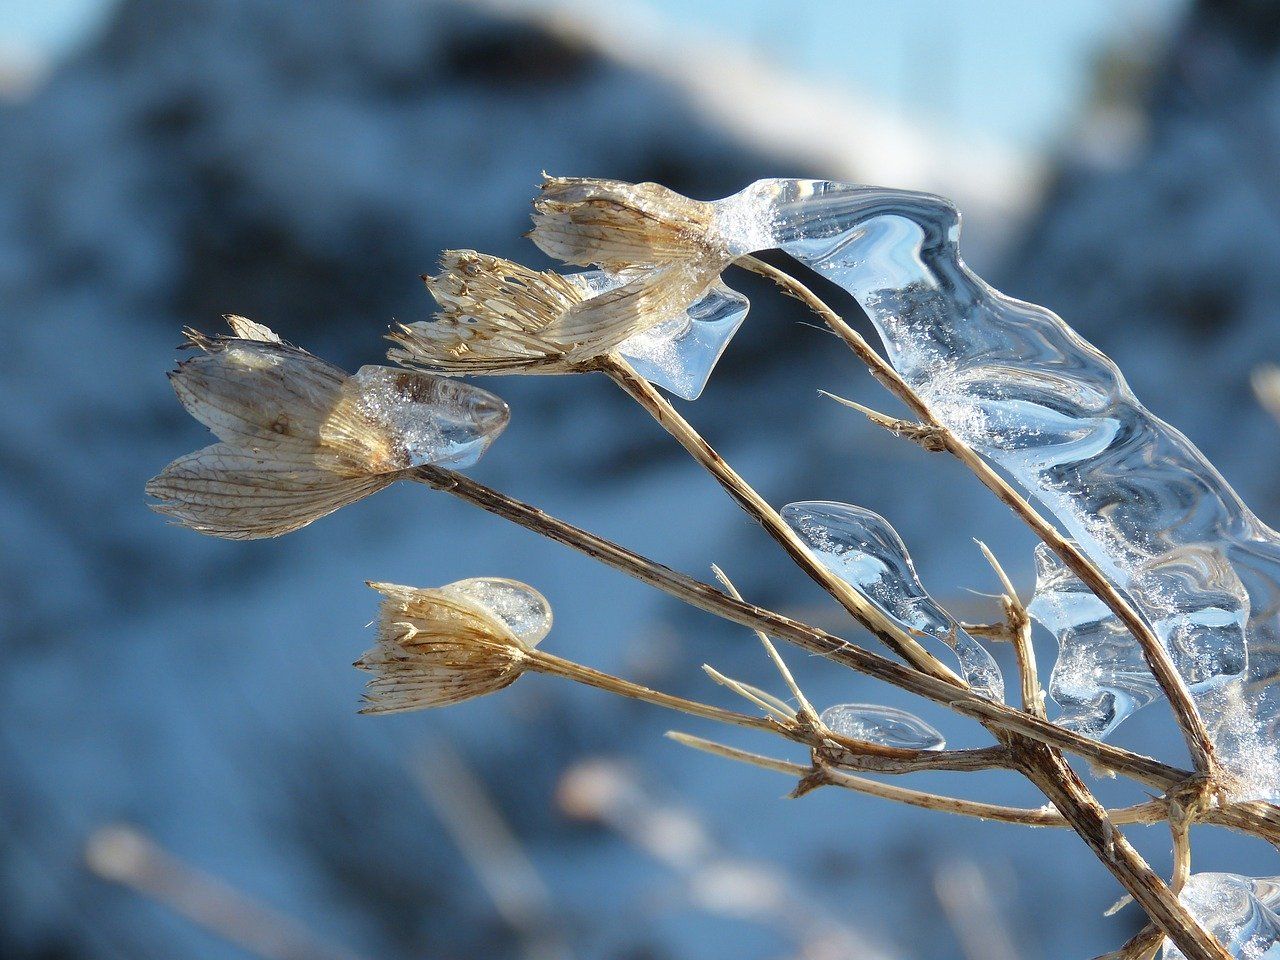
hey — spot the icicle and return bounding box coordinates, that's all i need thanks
[782,500,1004,701]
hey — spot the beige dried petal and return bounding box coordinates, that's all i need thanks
[146,443,394,539]
[391,251,718,375]
[531,175,723,271]
[356,582,533,713]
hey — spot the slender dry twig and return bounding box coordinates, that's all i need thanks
[667,732,1164,828]
[598,352,963,687]
[407,466,1227,958]
[408,465,1192,792]
[736,254,1217,776]
[975,540,1044,718]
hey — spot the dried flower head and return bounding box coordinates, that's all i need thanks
[530,175,727,271]
[356,580,544,712]
[148,317,509,539]
[389,249,718,374]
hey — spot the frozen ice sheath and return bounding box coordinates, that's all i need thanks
[782,500,1004,701]
[1164,873,1280,960]
[713,179,1280,799]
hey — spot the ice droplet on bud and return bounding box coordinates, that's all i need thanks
[1163,873,1280,960]
[441,578,552,648]
[820,703,945,751]
[350,366,509,469]
[569,271,749,400]
[782,500,1004,702]
[1030,543,1160,740]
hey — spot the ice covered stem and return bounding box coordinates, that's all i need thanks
[737,255,1218,776]
[596,353,963,687]
[405,464,1217,796]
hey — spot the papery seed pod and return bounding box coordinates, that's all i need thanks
[356,580,548,713]
[389,250,718,375]
[530,175,727,272]
[147,318,509,539]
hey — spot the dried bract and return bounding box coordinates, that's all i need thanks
[389,250,717,374]
[530,175,726,271]
[356,581,540,712]
[148,318,509,539]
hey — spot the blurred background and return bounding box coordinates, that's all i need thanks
[3,0,1280,956]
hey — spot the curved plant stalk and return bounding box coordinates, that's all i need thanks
[736,255,1217,777]
[596,353,963,687]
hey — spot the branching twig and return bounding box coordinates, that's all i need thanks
[599,353,963,687]
[736,254,1217,776]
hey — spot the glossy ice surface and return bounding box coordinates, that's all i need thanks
[782,500,1004,702]
[716,179,1280,798]
[350,366,509,469]
[569,272,749,401]
[819,703,945,751]
[441,577,553,648]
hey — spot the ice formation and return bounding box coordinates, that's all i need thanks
[713,180,1280,799]
[441,577,553,647]
[567,272,749,400]
[1164,873,1280,960]
[1029,543,1162,739]
[348,366,509,469]
[782,500,1004,701]
[819,703,946,751]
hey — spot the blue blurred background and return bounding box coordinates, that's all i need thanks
[4,0,1280,957]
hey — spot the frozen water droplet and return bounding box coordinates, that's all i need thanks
[820,703,945,751]
[1164,873,1280,960]
[568,271,748,400]
[782,500,1004,701]
[350,366,509,469]
[1030,544,1160,740]
[442,578,552,648]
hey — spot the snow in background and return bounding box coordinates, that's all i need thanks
[1,0,1278,958]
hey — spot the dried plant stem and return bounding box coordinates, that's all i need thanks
[527,649,780,734]
[737,255,1217,776]
[1012,739,1227,960]
[598,353,963,687]
[669,732,1165,828]
[1095,926,1165,960]
[408,465,1191,792]
[976,540,1044,719]
[406,463,1271,952]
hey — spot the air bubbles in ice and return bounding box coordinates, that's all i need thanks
[442,577,553,648]
[820,703,945,751]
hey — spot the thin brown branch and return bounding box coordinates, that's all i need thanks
[408,465,1191,792]
[598,353,963,687]
[737,254,1217,776]
[975,540,1044,718]
[669,732,1161,828]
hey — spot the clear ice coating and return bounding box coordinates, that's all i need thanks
[710,179,1280,799]
[350,366,509,469]
[1030,543,1161,739]
[1164,873,1280,960]
[782,500,1004,702]
[819,703,945,751]
[441,577,552,648]
[568,271,749,400]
